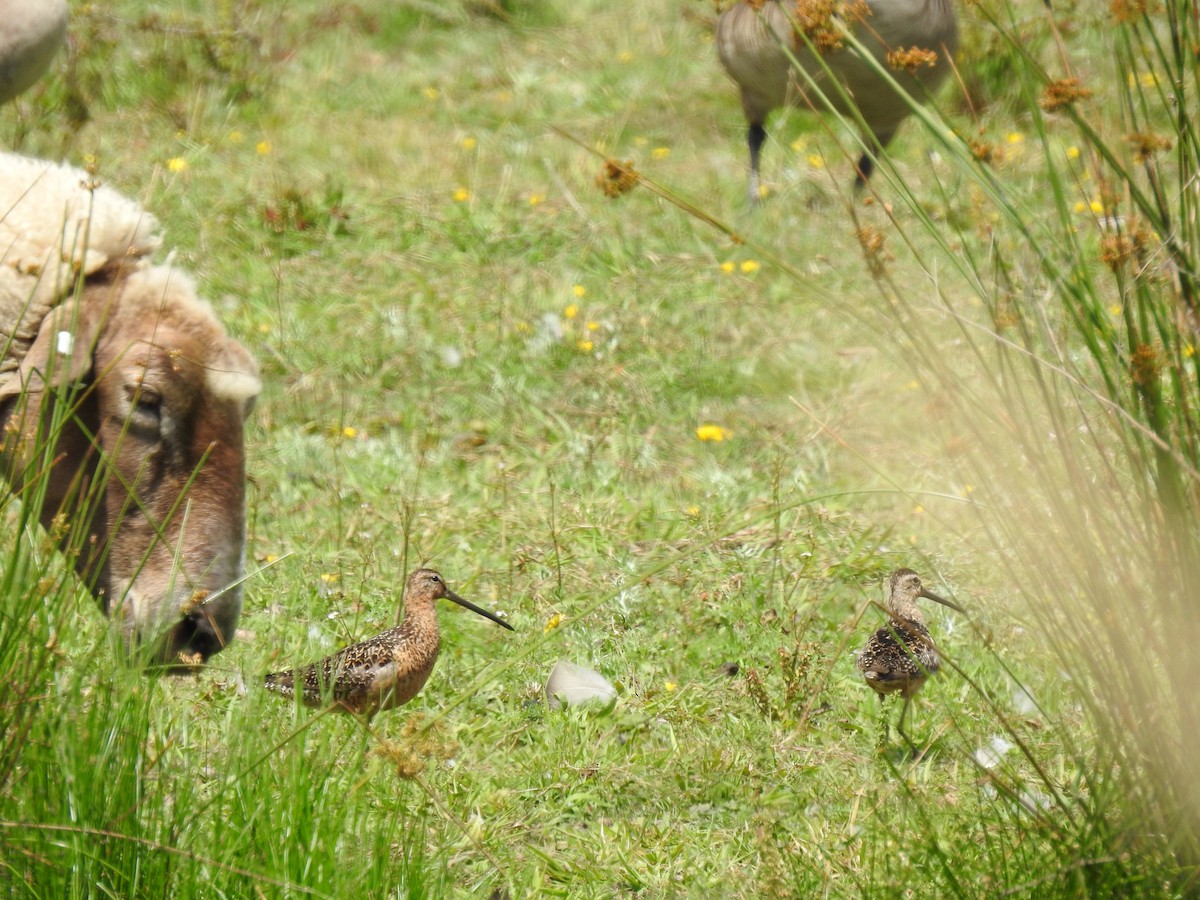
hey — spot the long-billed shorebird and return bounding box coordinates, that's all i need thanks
[264,568,514,718]
[857,567,963,748]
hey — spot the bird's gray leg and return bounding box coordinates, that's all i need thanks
[852,151,875,189]
[896,695,920,759]
[748,121,767,204]
[853,130,894,190]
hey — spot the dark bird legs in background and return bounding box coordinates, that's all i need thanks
[716,0,959,203]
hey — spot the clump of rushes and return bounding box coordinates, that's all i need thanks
[824,0,1200,888]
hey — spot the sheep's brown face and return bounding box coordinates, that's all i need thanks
[0,276,260,667]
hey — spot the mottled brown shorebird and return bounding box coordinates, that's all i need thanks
[264,568,514,718]
[857,568,963,748]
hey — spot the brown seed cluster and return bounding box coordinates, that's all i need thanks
[887,46,940,74]
[1130,343,1160,389]
[370,714,460,780]
[792,0,870,55]
[854,226,892,276]
[1101,234,1137,272]
[967,137,1002,166]
[596,158,640,198]
[1100,217,1153,274]
[1126,131,1172,163]
[991,294,1020,331]
[1110,0,1163,22]
[1040,77,1093,112]
[745,668,773,719]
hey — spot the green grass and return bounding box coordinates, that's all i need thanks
[1,0,1196,895]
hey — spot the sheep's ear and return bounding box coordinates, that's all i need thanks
[0,300,100,404]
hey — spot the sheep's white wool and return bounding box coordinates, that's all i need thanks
[121,263,207,318]
[118,264,261,403]
[206,367,262,404]
[0,152,161,388]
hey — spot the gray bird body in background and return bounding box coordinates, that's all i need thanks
[0,0,68,104]
[716,0,958,200]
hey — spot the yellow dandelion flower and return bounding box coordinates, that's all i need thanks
[720,261,735,274]
[263,554,279,563]
[1073,201,1087,213]
[229,130,244,144]
[577,339,594,352]
[564,303,579,319]
[807,153,825,169]
[1090,200,1104,214]
[461,137,477,150]
[1110,304,1122,316]
[543,613,563,634]
[423,86,440,100]
[651,147,670,160]
[256,140,272,155]
[790,136,809,152]
[342,426,358,439]
[962,484,975,495]
[319,573,339,584]
[453,187,471,202]
[1184,344,1195,358]
[586,321,600,332]
[913,504,925,515]
[685,505,700,516]
[167,157,188,173]
[572,284,587,298]
[257,322,271,334]
[696,424,729,442]
[664,681,678,692]
[529,194,543,206]
[1066,145,1080,160]
[1006,132,1024,144]
[740,260,760,274]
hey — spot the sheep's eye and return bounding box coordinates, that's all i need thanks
[125,384,163,429]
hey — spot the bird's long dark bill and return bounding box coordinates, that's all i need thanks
[921,588,965,614]
[448,590,515,630]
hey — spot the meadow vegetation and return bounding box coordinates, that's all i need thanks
[1,0,1197,895]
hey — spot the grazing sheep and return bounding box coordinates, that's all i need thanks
[0,153,261,666]
[0,0,68,103]
[716,0,958,201]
